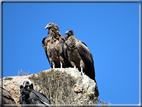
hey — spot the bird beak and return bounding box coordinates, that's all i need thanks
[65,30,69,35]
[45,24,49,30]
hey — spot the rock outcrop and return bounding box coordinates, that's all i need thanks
[1,75,31,105]
[0,87,16,106]
[0,68,99,106]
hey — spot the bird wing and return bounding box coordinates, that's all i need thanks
[76,40,95,77]
[42,37,50,50]
[42,37,50,62]
[63,43,67,61]
[59,35,65,53]
[31,90,51,106]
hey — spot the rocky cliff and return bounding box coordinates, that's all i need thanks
[0,68,100,106]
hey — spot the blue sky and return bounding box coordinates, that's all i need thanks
[2,2,140,105]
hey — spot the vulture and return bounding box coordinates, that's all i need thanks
[64,30,96,81]
[19,80,51,107]
[42,22,67,68]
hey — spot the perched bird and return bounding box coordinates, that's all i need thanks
[19,80,51,107]
[42,22,66,68]
[64,30,95,81]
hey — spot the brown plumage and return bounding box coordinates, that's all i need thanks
[42,22,66,68]
[64,30,95,81]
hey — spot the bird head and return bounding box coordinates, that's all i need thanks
[45,22,56,30]
[65,30,74,36]
[20,79,33,89]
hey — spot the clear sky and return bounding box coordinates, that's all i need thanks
[2,2,140,105]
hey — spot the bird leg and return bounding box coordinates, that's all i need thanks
[81,67,84,75]
[49,58,55,69]
[80,60,85,75]
[70,61,76,69]
[60,61,62,68]
[51,61,55,68]
[81,67,83,73]
[53,64,55,69]
[59,55,64,68]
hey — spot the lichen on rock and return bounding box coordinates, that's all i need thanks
[29,68,99,105]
